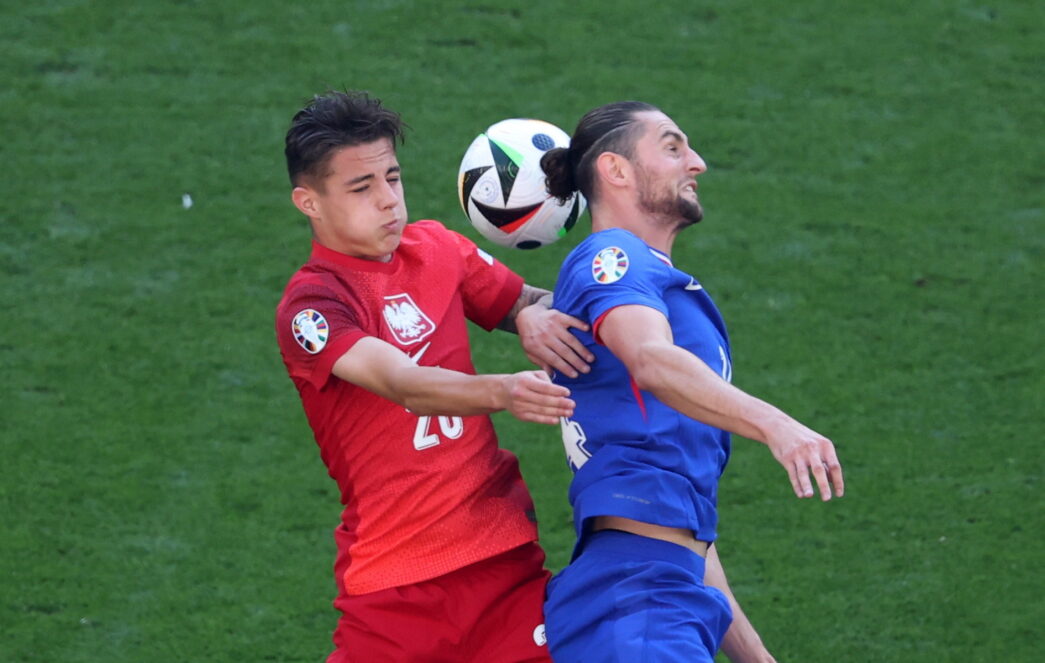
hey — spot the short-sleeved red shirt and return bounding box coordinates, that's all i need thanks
[275,220,538,595]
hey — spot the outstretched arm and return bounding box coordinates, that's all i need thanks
[497,284,595,378]
[705,544,777,663]
[598,304,844,500]
[331,336,574,425]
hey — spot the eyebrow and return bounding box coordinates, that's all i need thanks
[660,130,685,143]
[344,165,401,187]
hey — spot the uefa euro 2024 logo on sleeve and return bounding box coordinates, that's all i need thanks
[592,247,628,284]
[292,309,329,354]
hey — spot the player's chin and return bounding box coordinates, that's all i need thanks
[680,196,703,220]
[378,231,403,253]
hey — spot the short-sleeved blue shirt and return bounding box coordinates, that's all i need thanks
[553,228,733,548]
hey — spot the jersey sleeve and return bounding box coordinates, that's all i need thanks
[555,231,670,342]
[445,227,525,331]
[275,282,368,390]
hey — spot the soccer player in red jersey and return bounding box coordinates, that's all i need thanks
[275,90,593,663]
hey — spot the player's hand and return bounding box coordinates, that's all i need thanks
[515,303,594,378]
[765,420,844,501]
[501,370,575,425]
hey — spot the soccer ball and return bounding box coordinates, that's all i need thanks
[457,118,586,249]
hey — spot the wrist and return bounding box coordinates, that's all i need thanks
[513,302,537,330]
[750,403,793,446]
[490,374,513,411]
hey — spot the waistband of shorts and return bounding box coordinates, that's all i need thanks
[580,529,707,574]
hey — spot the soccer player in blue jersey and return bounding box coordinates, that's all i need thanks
[538,101,845,663]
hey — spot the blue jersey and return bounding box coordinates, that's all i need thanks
[553,228,733,546]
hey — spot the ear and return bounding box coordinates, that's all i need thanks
[594,152,632,190]
[291,185,320,219]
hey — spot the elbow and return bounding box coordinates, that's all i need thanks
[628,354,664,393]
[400,393,436,416]
[630,367,659,393]
[383,366,437,415]
[626,342,676,393]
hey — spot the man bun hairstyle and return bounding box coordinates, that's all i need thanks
[543,101,660,205]
[541,147,576,203]
[285,90,407,187]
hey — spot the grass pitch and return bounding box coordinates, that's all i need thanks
[1,1,1041,661]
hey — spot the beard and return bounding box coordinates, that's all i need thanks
[637,167,703,229]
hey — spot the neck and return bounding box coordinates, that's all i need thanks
[312,227,394,263]
[590,201,678,256]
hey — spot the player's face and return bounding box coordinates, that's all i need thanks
[630,112,707,229]
[293,138,408,262]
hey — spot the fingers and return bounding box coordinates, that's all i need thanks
[794,441,845,501]
[557,324,596,370]
[528,325,593,378]
[829,462,845,498]
[785,463,804,499]
[557,313,595,356]
[809,439,844,500]
[514,401,574,424]
[508,372,575,423]
[792,459,815,498]
[810,457,832,500]
[519,310,594,378]
[775,430,845,500]
[823,443,845,498]
[518,412,567,425]
[518,370,567,391]
[537,340,592,378]
[561,313,590,332]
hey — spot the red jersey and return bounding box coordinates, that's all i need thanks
[275,220,539,595]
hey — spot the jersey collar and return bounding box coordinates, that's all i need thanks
[309,240,400,273]
[647,246,673,267]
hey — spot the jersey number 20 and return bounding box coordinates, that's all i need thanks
[413,415,464,450]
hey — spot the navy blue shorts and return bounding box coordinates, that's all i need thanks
[544,530,733,663]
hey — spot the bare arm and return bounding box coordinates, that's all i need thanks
[705,544,777,663]
[498,284,595,378]
[598,305,844,500]
[331,336,574,424]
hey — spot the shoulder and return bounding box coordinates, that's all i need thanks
[277,266,350,319]
[408,218,447,233]
[402,219,507,277]
[403,219,454,243]
[400,219,478,258]
[562,229,665,284]
[567,229,653,262]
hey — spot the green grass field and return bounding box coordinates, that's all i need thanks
[2,1,1041,661]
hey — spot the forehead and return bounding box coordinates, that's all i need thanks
[634,111,687,144]
[325,138,398,176]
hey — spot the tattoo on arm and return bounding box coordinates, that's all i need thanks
[496,284,551,333]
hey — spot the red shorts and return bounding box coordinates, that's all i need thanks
[328,542,552,663]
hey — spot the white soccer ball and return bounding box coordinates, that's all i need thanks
[457,118,586,249]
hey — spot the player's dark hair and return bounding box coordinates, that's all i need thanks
[285,90,407,187]
[542,101,659,204]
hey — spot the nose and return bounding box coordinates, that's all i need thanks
[377,179,400,210]
[688,149,707,175]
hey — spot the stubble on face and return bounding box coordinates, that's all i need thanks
[636,163,704,231]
